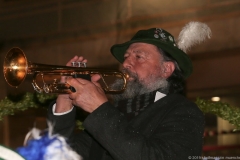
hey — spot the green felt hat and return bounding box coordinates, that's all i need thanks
[110,28,193,78]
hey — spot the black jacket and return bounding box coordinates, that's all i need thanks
[48,94,204,160]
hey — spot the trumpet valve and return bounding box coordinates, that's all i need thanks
[32,83,43,93]
[43,84,50,93]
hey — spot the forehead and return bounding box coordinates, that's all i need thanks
[126,42,161,57]
[126,42,159,52]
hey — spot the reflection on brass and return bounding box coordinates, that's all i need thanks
[3,47,128,94]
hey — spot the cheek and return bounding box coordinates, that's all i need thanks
[136,64,163,81]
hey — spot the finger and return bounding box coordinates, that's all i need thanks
[75,77,91,85]
[66,77,81,86]
[68,92,76,101]
[91,74,101,82]
[92,81,102,89]
[76,56,88,63]
[66,77,80,94]
[66,77,89,91]
[59,56,79,83]
[62,56,88,82]
[91,74,103,91]
[70,56,88,68]
[66,56,79,66]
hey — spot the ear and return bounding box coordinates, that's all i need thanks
[162,61,175,78]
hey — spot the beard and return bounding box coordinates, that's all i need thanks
[109,68,169,101]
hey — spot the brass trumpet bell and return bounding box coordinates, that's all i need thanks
[3,47,128,94]
[3,47,28,87]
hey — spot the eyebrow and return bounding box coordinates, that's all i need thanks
[125,49,146,54]
[132,50,144,54]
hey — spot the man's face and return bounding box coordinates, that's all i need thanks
[110,43,172,100]
[122,43,165,86]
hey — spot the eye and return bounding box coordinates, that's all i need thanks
[136,55,142,59]
[136,52,145,59]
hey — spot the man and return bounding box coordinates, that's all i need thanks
[48,27,205,160]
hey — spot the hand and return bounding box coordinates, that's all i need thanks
[66,74,108,113]
[55,56,87,113]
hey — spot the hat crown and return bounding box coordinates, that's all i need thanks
[131,28,177,48]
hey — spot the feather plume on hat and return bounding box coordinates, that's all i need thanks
[177,22,212,53]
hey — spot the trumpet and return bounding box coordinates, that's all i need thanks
[3,47,128,94]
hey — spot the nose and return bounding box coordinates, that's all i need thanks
[122,56,133,69]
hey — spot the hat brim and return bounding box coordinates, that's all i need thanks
[111,39,192,78]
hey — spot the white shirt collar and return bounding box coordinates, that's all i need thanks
[154,91,166,102]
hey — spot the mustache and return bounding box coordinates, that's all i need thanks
[121,68,138,81]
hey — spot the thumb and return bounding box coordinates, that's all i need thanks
[91,74,104,91]
[91,74,101,82]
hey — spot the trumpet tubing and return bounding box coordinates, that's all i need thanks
[3,47,128,94]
